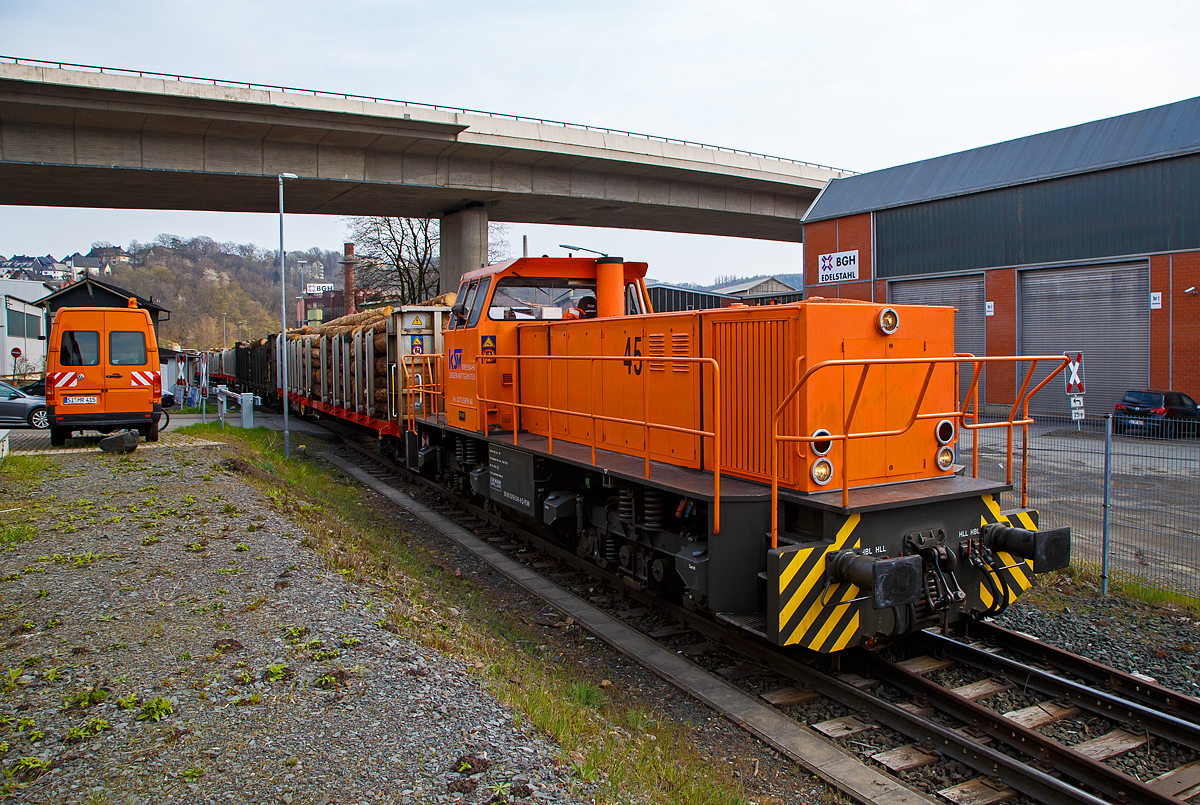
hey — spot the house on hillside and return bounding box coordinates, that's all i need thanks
[36,277,170,338]
[63,253,112,280]
[0,255,70,284]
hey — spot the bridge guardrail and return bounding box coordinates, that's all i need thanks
[0,54,853,175]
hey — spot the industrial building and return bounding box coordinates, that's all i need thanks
[802,96,1200,416]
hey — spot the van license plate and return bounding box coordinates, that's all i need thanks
[63,396,98,406]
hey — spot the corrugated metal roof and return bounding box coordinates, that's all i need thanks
[803,95,1200,222]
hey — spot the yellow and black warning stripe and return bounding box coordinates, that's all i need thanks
[978,495,1035,608]
[775,514,864,652]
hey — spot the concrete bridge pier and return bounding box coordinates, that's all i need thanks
[439,206,489,295]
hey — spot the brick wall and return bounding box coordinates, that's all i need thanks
[1168,252,1200,398]
[803,214,873,291]
[985,268,1017,404]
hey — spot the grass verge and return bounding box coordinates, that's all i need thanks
[176,423,769,805]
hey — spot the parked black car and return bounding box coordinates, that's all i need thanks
[1114,389,1200,437]
[19,378,45,397]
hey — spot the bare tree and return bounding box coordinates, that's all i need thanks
[345,217,514,303]
[345,216,440,303]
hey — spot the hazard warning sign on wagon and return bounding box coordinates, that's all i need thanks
[481,335,496,364]
[1064,352,1085,394]
[410,335,424,355]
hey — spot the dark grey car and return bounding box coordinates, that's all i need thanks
[0,379,49,429]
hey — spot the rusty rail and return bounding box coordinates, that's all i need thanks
[769,354,1070,547]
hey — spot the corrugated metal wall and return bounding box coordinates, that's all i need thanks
[1019,263,1148,415]
[647,286,733,312]
[890,274,986,406]
[875,153,1200,278]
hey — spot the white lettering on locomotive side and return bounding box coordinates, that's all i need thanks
[818,250,860,284]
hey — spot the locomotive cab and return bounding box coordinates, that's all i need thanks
[441,257,652,434]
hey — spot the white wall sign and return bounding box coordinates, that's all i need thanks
[1150,291,1162,310]
[818,250,860,283]
[305,283,335,295]
[985,301,994,316]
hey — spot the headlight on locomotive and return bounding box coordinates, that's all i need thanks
[877,307,900,335]
[936,445,955,471]
[935,418,956,444]
[811,457,834,485]
[810,428,832,456]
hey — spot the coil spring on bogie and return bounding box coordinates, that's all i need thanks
[617,488,634,523]
[455,438,465,464]
[604,533,620,564]
[643,489,664,529]
[464,440,482,466]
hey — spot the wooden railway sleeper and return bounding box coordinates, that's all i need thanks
[859,649,1182,805]
[965,620,1200,727]
[915,629,1200,753]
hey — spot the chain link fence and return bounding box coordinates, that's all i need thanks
[959,415,1200,597]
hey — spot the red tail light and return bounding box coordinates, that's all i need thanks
[1115,403,1126,411]
[1152,406,1167,415]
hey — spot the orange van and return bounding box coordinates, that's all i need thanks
[45,302,162,446]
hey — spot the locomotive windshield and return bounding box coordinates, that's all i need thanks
[488,277,596,321]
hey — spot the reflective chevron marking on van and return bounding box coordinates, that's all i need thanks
[49,371,82,388]
[130,371,159,386]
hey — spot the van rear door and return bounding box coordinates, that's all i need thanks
[104,311,154,414]
[53,319,106,417]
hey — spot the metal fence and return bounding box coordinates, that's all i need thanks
[959,415,1200,596]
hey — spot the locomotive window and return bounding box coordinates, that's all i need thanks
[60,330,100,366]
[625,282,645,315]
[448,281,471,330]
[452,279,480,330]
[488,277,595,320]
[466,278,491,328]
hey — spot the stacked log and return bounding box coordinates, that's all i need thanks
[284,296,454,411]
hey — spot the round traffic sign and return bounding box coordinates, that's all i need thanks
[10,347,21,359]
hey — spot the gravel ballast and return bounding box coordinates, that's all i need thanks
[0,439,580,804]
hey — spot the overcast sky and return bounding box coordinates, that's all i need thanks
[2,1,1199,284]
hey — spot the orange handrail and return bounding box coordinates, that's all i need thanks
[769,354,1070,547]
[477,353,724,534]
[399,354,445,432]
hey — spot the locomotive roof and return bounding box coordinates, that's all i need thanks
[460,256,650,283]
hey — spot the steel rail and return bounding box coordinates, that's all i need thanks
[859,650,1181,805]
[330,425,1118,805]
[915,628,1200,752]
[0,55,850,174]
[964,621,1200,726]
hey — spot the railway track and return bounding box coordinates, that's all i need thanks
[323,423,1200,805]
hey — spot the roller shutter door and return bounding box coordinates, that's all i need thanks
[891,274,986,407]
[1019,263,1148,415]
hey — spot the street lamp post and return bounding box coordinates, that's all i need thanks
[278,172,297,458]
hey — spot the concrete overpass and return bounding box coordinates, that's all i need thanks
[0,57,852,289]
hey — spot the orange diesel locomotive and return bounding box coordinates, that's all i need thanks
[299,256,1072,653]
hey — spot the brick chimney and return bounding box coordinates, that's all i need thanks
[341,242,357,315]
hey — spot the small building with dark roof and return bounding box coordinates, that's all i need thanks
[801,95,1200,415]
[36,277,170,337]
